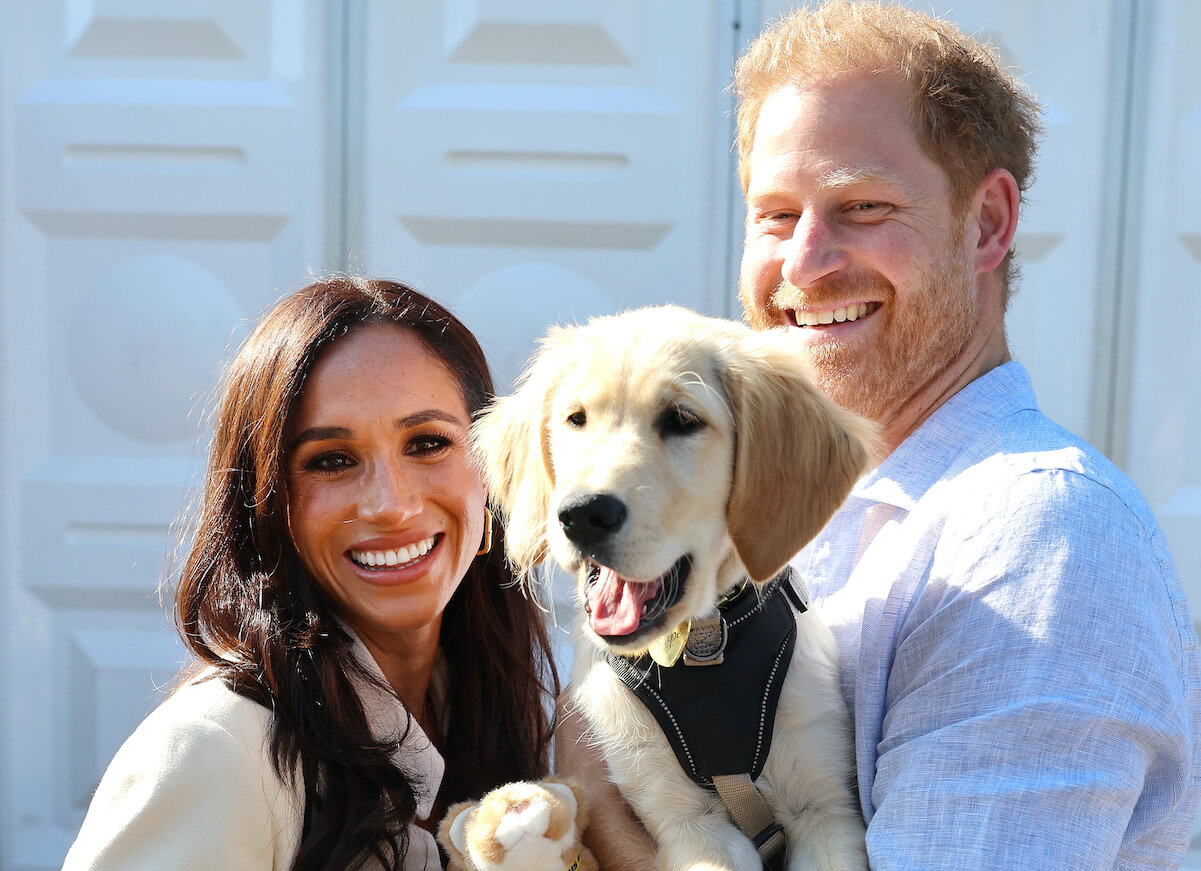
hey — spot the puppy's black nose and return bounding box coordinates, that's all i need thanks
[558,494,627,546]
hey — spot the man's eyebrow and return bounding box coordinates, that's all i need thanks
[747,167,909,206]
[815,166,901,190]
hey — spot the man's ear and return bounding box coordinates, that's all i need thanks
[971,167,1020,275]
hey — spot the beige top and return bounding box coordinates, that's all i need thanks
[62,633,445,871]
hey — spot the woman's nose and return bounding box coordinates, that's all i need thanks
[359,461,421,524]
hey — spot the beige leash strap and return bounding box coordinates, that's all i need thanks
[710,773,786,863]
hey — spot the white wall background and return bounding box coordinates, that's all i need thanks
[0,2,1197,868]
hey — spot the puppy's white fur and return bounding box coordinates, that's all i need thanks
[475,307,872,871]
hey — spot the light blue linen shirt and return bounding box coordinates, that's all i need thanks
[794,361,1201,869]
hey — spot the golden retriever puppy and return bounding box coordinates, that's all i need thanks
[474,306,872,871]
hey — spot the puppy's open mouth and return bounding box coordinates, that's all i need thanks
[585,556,691,643]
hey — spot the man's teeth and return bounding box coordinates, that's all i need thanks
[350,536,436,568]
[795,302,870,327]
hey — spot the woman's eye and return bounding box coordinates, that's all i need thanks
[305,452,355,474]
[407,434,453,456]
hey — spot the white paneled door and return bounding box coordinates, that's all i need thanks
[356,0,738,392]
[1127,4,1201,855]
[0,3,738,868]
[0,3,329,867]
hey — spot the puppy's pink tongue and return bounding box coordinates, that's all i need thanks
[588,566,659,637]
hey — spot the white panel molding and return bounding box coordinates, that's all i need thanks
[1090,0,1148,466]
[64,628,186,809]
[0,0,12,861]
[1,2,329,867]
[359,0,729,364]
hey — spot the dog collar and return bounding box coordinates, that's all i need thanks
[606,568,806,785]
[565,854,582,871]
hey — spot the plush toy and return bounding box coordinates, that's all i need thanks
[438,777,597,871]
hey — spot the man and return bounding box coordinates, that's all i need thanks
[558,2,1201,868]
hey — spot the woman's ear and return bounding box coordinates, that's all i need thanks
[972,167,1021,275]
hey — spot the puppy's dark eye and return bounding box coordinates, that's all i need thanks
[566,409,586,428]
[658,406,704,437]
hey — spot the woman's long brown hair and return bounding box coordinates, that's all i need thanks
[173,276,559,870]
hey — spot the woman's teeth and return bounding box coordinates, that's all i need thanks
[795,302,871,327]
[350,535,436,569]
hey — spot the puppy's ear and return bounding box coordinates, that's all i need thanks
[471,330,566,577]
[724,332,877,582]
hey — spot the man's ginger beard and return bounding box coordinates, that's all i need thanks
[742,236,976,426]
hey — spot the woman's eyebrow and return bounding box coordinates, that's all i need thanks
[395,409,467,429]
[290,425,352,449]
[290,410,468,450]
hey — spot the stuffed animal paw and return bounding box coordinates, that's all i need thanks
[438,777,597,871]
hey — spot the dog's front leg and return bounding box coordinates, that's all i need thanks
[641,794,762,871]
[763,617,868,871]
[573,660,762,871]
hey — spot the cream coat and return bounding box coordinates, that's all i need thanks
[62,635,444,871]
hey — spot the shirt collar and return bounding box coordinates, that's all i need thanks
[340,620,446,821]
[851,361,1040,511]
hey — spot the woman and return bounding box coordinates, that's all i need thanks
[64,277,560,870]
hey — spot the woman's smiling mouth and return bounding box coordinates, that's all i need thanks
[349,534,438,570]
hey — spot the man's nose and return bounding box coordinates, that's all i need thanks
[781,210,847,288]
[359,461,421,523]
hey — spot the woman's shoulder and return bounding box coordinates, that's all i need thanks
[62,670,302,871]
[145,671,274,748]
[93,672,280,799]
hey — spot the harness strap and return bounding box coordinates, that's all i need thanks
[609,568,807,870]
[711,774,786,870]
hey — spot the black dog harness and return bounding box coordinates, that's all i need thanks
[607,569,807,870]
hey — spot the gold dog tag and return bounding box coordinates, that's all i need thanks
[648,620,691,667]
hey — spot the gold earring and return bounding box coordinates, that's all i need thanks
[476,508,494,557]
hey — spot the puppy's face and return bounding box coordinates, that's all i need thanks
[473,306,874,658]
[544,330,739,652]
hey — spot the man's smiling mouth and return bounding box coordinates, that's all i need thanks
[788,301,880,327]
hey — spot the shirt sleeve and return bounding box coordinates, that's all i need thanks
[866,468,1198,870]
[62,691,293,871]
